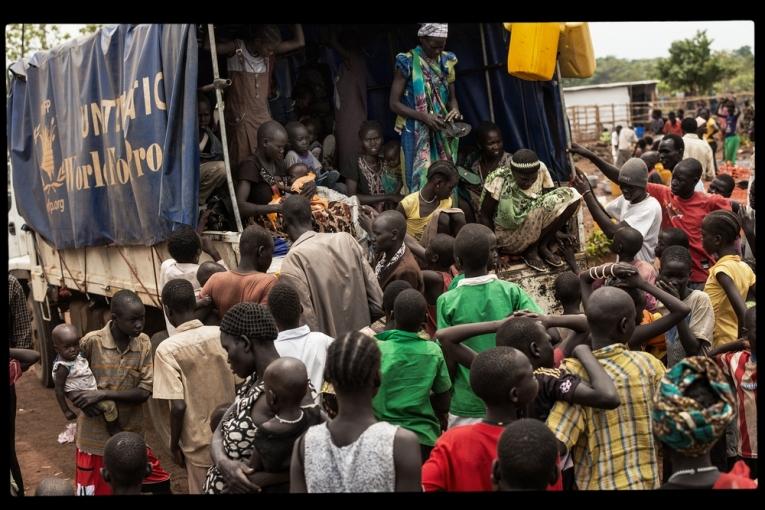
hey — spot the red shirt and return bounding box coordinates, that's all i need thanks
[662,120,684,136]
[422,422,562,491]
[646,183,731,283]
[553,347,564,368]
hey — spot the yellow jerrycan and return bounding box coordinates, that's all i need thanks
[505,22,561,81]
[558,22,596,78]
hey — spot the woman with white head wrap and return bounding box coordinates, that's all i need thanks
[390,23,462,193]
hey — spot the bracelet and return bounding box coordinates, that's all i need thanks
[609,264,616,278]
[589,267,597,280]
[582,189,592,197]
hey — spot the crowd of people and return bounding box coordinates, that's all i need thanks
[9,22,757,495]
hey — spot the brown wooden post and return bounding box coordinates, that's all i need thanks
[595,105,602,137]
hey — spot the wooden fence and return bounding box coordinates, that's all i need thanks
[567,92,754,142]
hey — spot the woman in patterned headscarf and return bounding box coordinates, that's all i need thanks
[390,23,462,193]
[653,356,756,489]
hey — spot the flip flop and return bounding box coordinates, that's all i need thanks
[522,255,547,272]
[542,252,565,268]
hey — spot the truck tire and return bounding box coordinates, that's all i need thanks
[29,294,63,388]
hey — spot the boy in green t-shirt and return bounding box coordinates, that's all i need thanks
[436,224,541,428]
[373,289,452,462]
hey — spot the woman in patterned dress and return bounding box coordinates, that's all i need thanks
[480,149,581,271]
[203,303,320,494]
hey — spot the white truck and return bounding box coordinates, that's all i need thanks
[9,23,588,388]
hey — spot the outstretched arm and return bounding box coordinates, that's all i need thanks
[572,170,620,238]
[568,344,621,409]
[568,143,621,184]
[9,348,40,370]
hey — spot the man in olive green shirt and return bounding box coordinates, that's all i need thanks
[436,225,541,428]
[372,289,452,462]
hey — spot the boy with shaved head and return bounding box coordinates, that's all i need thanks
[546,286,667,490]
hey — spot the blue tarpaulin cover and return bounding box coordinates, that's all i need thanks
[8,24,199,249]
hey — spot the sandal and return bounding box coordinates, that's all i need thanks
[522,255,547,272]
[542,252,565,268]
[539,243,565,268]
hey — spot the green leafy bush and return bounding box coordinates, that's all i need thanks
[585,228,612,258]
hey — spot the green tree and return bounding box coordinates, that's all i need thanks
[656,30,730,96]
[5,24,71,63]
[715,46,754,94]
[79,24,102,36]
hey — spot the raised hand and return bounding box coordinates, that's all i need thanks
[572,169,592,195]
[568,143,592,157]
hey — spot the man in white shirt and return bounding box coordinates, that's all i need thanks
[616,125,637,167]
[267,280,333,401]
[611,126,621,163]
[682,117,715,182]
[571,155,662,263]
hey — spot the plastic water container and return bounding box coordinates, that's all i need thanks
[635,126,645,138]
[558,22,596,78]
[506,23,561,81]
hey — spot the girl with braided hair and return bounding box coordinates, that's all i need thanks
[204,303,320,494]
[290,332,422,492]
[701,210,756,347]
[479,149,581,271]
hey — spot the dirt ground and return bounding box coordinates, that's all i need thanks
[13,364,189,495]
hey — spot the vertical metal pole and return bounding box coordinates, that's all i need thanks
[556,61,575,180]
[479,23,495,122]
[207,24,243,233]
[556,60,585,250]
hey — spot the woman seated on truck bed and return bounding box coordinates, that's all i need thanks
[479,149,581,272]
[235,120,358,239]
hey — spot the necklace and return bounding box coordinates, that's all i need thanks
[419,190,437,204]
[375,244,407,278]
[667,466,718,482]
[274,410,304,425]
